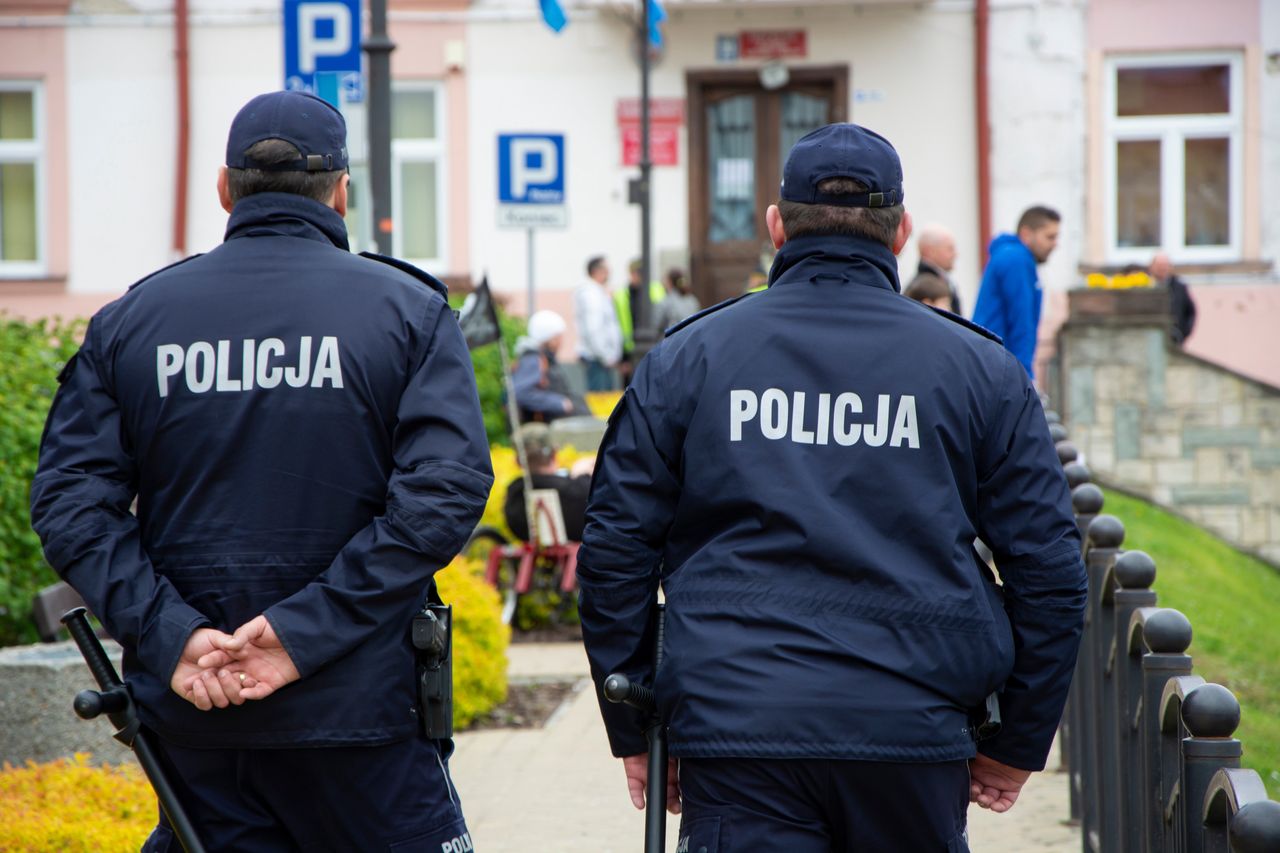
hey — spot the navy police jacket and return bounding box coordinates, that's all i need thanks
[30,193,493,748]
[578,233,1087,771]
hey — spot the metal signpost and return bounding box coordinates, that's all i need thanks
[497,133,567,313]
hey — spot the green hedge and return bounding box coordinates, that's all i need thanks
[0,317,82,647]
[451,296,526,447]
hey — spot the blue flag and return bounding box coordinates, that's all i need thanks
[648,0,666,47]
[539,0,567,32]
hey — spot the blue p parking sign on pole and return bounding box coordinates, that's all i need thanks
[496,134,567,312]
[284,0,363,105]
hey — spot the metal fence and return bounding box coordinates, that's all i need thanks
[1048,417,1280,853]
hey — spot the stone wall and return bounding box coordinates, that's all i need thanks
[1056,289,1280,565]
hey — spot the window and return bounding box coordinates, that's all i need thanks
[0,82,43,276]
[1104,53,1243,263]
[391,83,447,270]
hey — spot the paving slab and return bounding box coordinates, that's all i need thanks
[452,642,1081,852]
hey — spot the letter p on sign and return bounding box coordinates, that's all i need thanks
[298,2,352,75]
[511,138,557,199]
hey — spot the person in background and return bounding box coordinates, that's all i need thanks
[1150,252,1197,345]
[513,309,590,422]
[503,424,595,543]
[745,267,769,294]
[904,271,953,310]
[615,259,667,382]
[574,255,623,391]
[972,206,1061,379]
[654,268,701,332]
[909,223,963,315]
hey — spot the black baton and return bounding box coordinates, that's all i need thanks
[604,602,667,853]
[61,607,207,853]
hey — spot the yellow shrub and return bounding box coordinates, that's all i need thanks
[584,391,622,419]
[436,556,511,729]
[0,754,155,852]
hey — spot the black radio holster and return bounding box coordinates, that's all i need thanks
[413,600,453,739]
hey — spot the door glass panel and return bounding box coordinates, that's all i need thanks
[393,90,436,140]
[707,95,755,243]
[1117,65,1229,117]
[400,160,438,260]
[1116,140,1160,248]
[1184,137,1229,246]
[0,162,37,261]
[780,92,829,165]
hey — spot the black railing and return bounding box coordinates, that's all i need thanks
[1050,420,1280,853]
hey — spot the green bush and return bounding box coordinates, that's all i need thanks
[452,296,526,447]
[0,316,83,647]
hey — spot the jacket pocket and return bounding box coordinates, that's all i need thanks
[676,815,721,853]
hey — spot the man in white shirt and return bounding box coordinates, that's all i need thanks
[573,255,623,391]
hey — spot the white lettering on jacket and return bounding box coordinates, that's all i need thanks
[157,337,344,398]
[729,388,920,449]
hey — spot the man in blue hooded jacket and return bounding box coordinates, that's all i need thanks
[30,91,492,851]
[972,206,1061,379]
[577,124,1086,852]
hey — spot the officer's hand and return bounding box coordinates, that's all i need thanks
[622,753,681,815]
[968,753,1033,813]
[172,627,256,711]
[198,615,300,701]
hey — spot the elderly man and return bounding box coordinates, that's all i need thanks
[907,223,963,314]
[1150,252,1197,345]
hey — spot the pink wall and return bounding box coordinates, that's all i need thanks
[0,24,68,284]
[389,19,469,278]
[1088,0,1260,51]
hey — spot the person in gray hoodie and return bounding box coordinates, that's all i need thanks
[513,310,590,422]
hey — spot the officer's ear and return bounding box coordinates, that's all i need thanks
[331,173,350,218]
[766,204,787,250]
[217,167,234,214]
[891,208,913,256]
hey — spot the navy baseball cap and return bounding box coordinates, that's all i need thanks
[225,91,349,172]
[780,123,904,208]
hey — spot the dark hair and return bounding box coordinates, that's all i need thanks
[1017,205,1061,234]
[904,273,950,304]
[586,256,607,277]
[666,267,690,295]
[777,178,903,247]
[226,139,345,205]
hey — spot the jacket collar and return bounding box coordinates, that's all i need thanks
[224,192,350,251]
[767,233,902,294]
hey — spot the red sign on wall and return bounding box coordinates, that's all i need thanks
[618,98,685,167]
[739,30,807,60]
[621,125,679,167]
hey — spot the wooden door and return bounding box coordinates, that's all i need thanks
[687,66,848,307]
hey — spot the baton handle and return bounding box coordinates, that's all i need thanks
[61,607,123,690]
[603,673,656,712]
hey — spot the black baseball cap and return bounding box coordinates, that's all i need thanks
[225,91,349,173]
[780,123,904,208]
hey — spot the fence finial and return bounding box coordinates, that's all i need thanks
[1064,461,1091,490]
[1114,551,1156,590]
[1231,799,1280,853]
[1056,440,1079,465]
[1072,482,1104,514]
[1087,513,1124,548]
[1182,683,1241,739]
[1143,608,1193,654]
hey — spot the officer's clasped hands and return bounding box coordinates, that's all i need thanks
[170,615,301,711]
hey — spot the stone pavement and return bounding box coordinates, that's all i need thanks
[451,642,1081,852]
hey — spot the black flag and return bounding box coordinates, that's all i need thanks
[459,276,502,350]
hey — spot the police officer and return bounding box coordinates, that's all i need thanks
[577,124,1088,851]
[30,91,492,851]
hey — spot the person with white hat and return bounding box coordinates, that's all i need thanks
[513,309,589,422]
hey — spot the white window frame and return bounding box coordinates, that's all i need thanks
[0,80,46,278]
[391,81,449,272]
[1103,51,1244,265]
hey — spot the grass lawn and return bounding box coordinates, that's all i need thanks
[1101,489,1280,799]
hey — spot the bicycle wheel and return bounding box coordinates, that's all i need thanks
[461,526,519,625]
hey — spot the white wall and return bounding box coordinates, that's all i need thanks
[988,0,1088,292]
[467,1,981,310]
[65,8,282,293]
[1261,0,1280,268]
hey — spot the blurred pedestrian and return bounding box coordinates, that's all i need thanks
[972,206,1061,379]
[909,223,962,314]
[574,255,623,390]
[654,267,701,331]
[513,309,590,422]
[1150,252,1197,345]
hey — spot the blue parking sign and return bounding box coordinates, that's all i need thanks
[498,134,565,204]
[284,0,362,98]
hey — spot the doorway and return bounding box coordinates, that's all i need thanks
[686,66,848,307]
